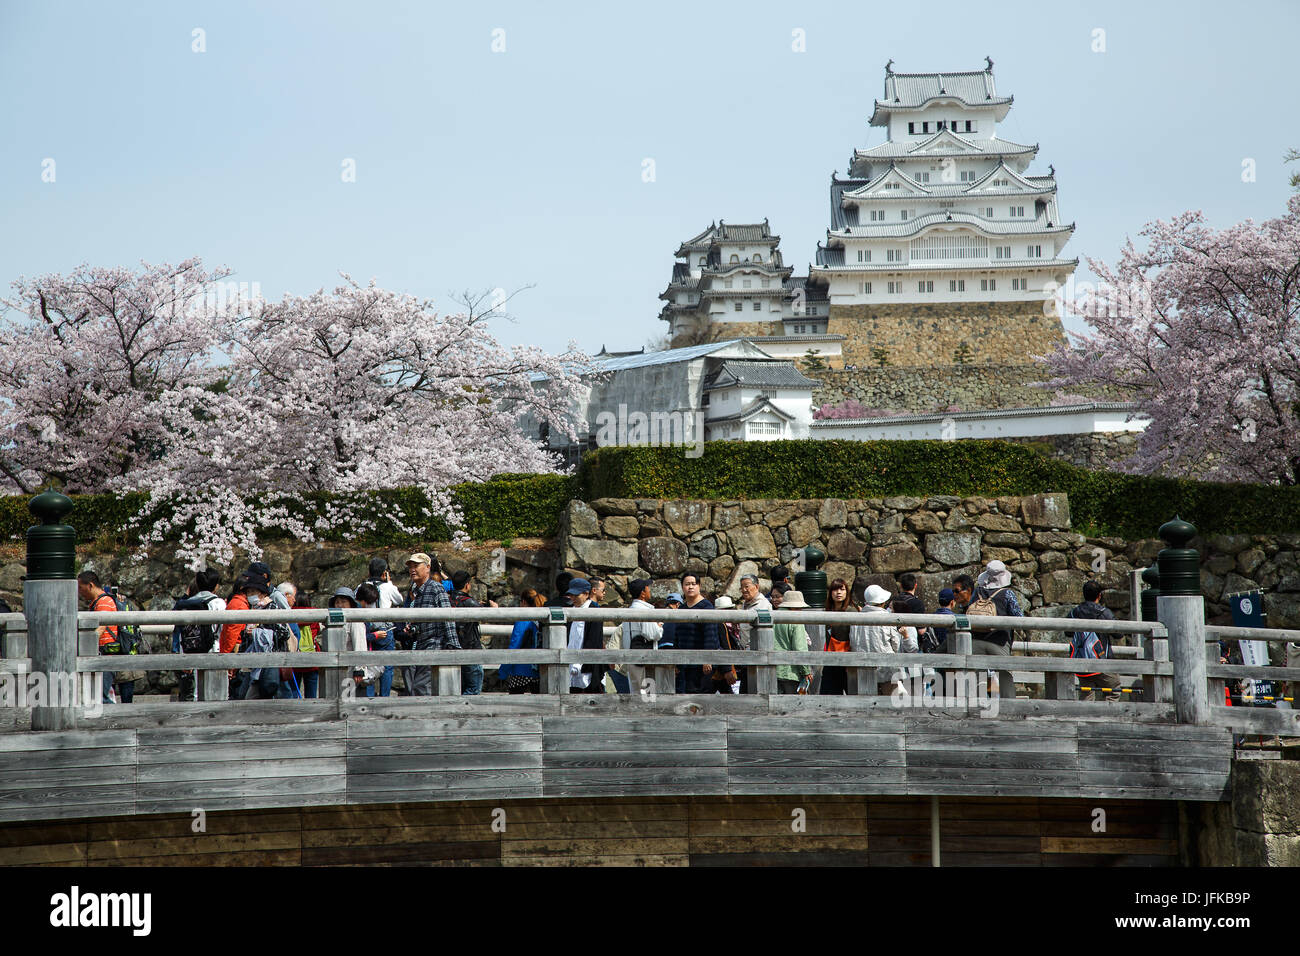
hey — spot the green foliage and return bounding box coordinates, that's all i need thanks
[0,473,575,547]
[577,440,1300,540]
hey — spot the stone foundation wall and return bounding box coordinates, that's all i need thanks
[828,300,1066,368]
[669,318,783,349]
[1183,759,1300,866]
[813,364,1054,411]
[557,493,1300,643]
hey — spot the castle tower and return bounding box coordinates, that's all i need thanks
[658,221,839,364]
[813,60,1075,367]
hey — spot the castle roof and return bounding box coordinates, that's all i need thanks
[826,210,1076,242]
[707,395,800,426]
[852,130,1036,162]
[674,220,778,257]
[704,360,819,391]
[870,64,1012,125]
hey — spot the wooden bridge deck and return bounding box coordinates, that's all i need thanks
[0,698,1232,825]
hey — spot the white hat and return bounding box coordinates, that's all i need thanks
[714,595,735,610]
[780,589,810,609]
[977,559,1011,590]
[863,584,892,607]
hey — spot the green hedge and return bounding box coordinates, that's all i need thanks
[0,473,577,546]
[576,440,1300,540]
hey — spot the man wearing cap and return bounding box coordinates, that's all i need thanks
[397,553,461,696]
[931,587,958,651]
[564,578,601,692]
[622,579,662,696]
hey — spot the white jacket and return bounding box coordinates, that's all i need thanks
[853,606,905,654]
[344,621,383,686]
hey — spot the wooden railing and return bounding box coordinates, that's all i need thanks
[3,606,1296,734]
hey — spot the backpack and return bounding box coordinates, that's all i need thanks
[98,588,141,656]
[965,587,1006,620]
[1067,630,1105,661]
[175,594,219,654]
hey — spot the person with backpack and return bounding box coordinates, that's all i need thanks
[171,569,225,702]
[449,570,486,696]
[895,572,934,651]
[330,587,382,695]
[621,579,663,697]
[501,587,547,693]
[820,578,856,695]
[234,575,285,699]
[964,560,1021,700]
[394,553,461,696]
[360,558,405,610]
[1067,580,1121,702]
[78,570,139,703]
[930,588,957,651]
[355,582,394,698]
[712,596,742,694]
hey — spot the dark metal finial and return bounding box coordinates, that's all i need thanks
[985,56,994,71]
[885,59,894,74]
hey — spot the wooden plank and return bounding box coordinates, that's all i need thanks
[542,768,728,787]
[302,841,499,866]
[99,849,301,867]
[138,740,345,764]
[0,747,136,771]
[542,717,728,735]
[135,722,345,746]
[728,716,910,734]
[139,757,345,783]
[727,732,903,751]
[1,766,139,791]
[0,842,89,865]
[0,730,137,752]
[347,769,544,792]
[906,750,1080,771]
[301,823,506,847]
[727,750,906,768]
[345,717,545,738]
[346,697,559,717]
[348,734,542,756]
[542,733,724,752]
[500,837,689,856]
[95,810,303,840]
[906,735,1077,753]
[346,788,541,807]
[504,852,687,867]
[691,850,870,867]
[1077,754,1228,774]
[728,767,908,786]
[87,829,304,860]
[686,834,868,854]
[499,820,688,840]
[1041,836,1178,855]
[135,791,347,816]
[135,774,344,802]
[1076,737,1228,756]
[0,821,89,847]
[542,750,727,769]
[346,752,542,774]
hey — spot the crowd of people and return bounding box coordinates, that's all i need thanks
[81,553,1125,703]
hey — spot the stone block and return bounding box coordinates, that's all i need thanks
[590,497,637,516]
[602,516,640,539]
[973,512,1022,533]
[1221,572,1259,600]
[688,535,720,562]
[869,542,924,574]
[872,513,904,535]
[788,515,820,548]
[637,537,688,576]
[883,496,922,510]
[827,529,867,562]
[639,517,667,538]
[1127,539,1163,565]
[1207,534,1251,555]
[571,538,639,571]
[818,499,848,529]
[905,511,943,534]
[926,532,981,566]
[565,500,600,537]
[721,560,761,599]
[712,505,744,531]
[926,496,961,510]
[0,563,26,592]
[942,510,976,531]
[1237,548,1266,576]
[984,532,1030,547]
[994,496,1022,518]
[1032,531,1086,551]
[1206,554,1236,575]
[1021,492,1071,529]
[730,526,779,561]
[709,555,735,581]
[981,547,1021,564]
[1038,569,1086,605]
[663,500,711,537]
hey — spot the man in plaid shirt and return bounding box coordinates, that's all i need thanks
[398,552,460,695]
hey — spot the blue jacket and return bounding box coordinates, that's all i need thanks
[500,620,540,682]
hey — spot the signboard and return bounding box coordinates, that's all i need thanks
[1228,591,1273,705]
[953,615,970,631]
[755,610,772,626]
[327,609,345,626]
[548,608,567,625]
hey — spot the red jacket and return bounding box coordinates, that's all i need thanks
[220,593,249,654]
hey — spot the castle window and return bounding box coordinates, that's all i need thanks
[984,207,993,217]
[724,279,733,288]
[860,282,872,294]
[1009,206,1025,217]
[1012,278,1026,291]
[964,120,974,132]
[980,278,997,291]
[761,278,771,288]
[870,210,884,221]
[1027,244,1042,258]
[994,246,1010,259]
[908,122,916,134]
[730,254,739,263]
[949,279,965,292]
[886,249,902,262]
[734,301,743,311]
[743,279,752,289]
[917,280,934,293]
[922,122,930,133]
[937,121,946,131]
[960,170,977,182]
[753,254,762,262]
[915,171,930,183]
[900,210,909,221]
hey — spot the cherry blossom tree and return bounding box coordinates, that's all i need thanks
[1041,195,1300,484]
[0,259,244,493]
[124,275,592,566]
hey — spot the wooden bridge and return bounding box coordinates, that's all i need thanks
[2,600,1296,866]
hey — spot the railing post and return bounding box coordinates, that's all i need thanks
[25,492,81,730]
[322,609,344,700]
[543,609,570,696]
[437,662,461,696]
[1156,517,1209,724]
[1142,629,1172,704]
[751,610,777,695]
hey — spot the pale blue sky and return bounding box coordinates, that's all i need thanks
[1,0,1296,354]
